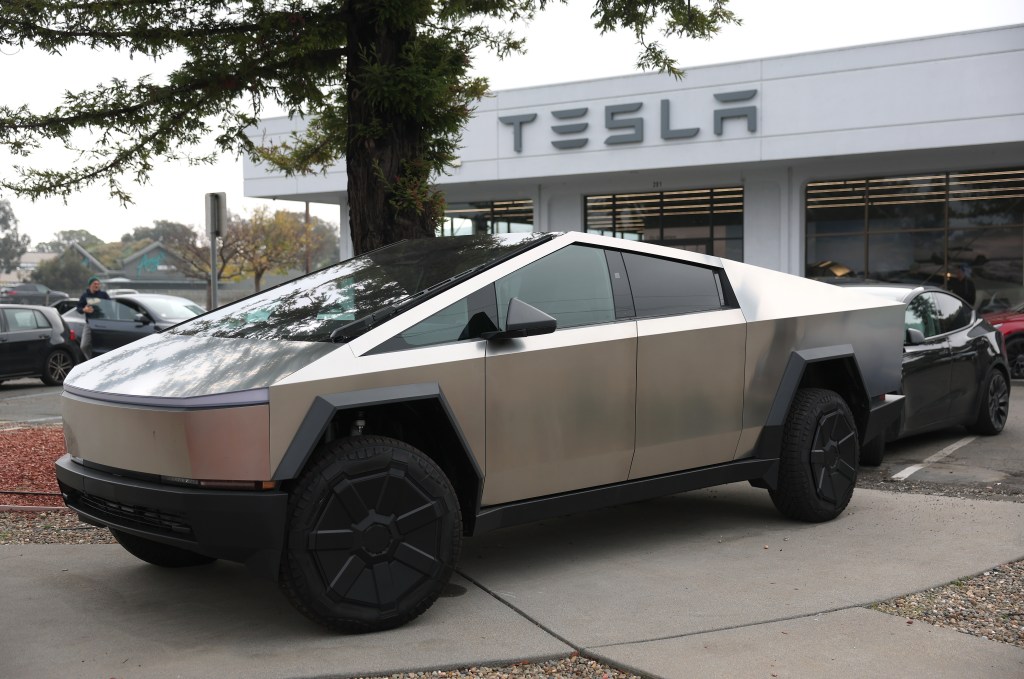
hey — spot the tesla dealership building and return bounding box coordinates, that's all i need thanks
[244,24,1024,310]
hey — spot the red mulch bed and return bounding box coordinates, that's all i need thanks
[0,426,66,507]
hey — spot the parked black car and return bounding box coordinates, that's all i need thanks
[1,283,69,305]
[839,284,1010,465]
[62,293,205,356]
[0,303,84,385]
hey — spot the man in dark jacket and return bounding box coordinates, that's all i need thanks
[947,264,976,306]
[76,276,110,359]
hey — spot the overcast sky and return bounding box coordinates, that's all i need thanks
[2,0,1022,247]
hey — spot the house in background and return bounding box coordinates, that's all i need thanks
[0,251,59,285]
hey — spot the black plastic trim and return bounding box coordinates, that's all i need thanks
[752,345,856,462]
[473,457,775,534]
[55,454,288,578]
[273,383,484,491]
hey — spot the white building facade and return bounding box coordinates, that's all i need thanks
[244,25,1024,311]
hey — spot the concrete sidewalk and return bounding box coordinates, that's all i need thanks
[2,483,1023,678]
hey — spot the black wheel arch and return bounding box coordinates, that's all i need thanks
[274,383,484,535]
[752,346,879,485]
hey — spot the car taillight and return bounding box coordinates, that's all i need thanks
[69,329,77,341]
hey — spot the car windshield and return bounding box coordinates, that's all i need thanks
[171,233,551,342]
[141,298,205,321]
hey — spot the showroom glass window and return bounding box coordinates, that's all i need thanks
[439,199,534,237]
[585,187,743,261]
[806,167,1024,311]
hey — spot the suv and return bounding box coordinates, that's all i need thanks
[56,232,905,632]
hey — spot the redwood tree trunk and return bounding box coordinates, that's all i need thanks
[345,2,436,255]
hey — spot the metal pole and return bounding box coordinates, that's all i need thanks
[206,192,226,309]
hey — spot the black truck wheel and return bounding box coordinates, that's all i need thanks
[967,369,1009,436]
[280,436,462,633]
[111,529,216,568]
[770,388,859,523]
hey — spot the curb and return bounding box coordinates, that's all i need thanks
[0,505,67,513]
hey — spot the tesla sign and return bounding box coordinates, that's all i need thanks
[499,89,758,153]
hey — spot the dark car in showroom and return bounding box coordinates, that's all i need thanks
[62,293,205,356]
[0,303,83,385]
[838,284,1010,465]
[55,232,907,633]
[982,302,1024,380]
[1,282,69,305]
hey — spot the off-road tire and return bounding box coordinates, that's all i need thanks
[770,388,859,522]
[111,529,217,568]
[967,369,1009,435]
[280,436,462,633]
[41,349,74,386]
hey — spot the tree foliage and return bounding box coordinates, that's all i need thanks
[0,199,31,273]
[30,252,91,292]
[232,207,304,291]
[35,229,104,253]
[0,1,738,255]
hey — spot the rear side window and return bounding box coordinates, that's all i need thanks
[1,308,51,331]
[621,252,725,318]
[928,292,972,335]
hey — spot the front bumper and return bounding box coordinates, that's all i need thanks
[55,454,288,579]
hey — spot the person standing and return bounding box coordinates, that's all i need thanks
[76,276,110,359]
[947,264,976,306]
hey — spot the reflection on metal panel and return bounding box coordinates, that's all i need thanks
[735,307,905,457]
[483,322,637,505]
[267,343,487,475]
[63,393,270,479]
[65,333,338,398]
[630,309,746,478]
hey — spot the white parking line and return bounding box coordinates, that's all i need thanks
[891,435,977,480]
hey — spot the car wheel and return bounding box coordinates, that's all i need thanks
[110,529,217,568]
[859,435,886,467]
[967,369,1009,436]
[41,349,74,386]
[280,436,462,633]
[1006,337,1024,380]
[769,388,859,523]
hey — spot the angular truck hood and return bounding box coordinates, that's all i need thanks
[64,332,339,401]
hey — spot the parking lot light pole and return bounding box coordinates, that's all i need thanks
[205,192,226,309]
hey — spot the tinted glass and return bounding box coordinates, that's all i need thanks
[172,234,547,342]
[137,297,205,321]
[373,286,498,353]
[905,294,939,338]
[495,245,614,329]
[2,308,50,330]
[622,252,723,317]
[929,292,972,334]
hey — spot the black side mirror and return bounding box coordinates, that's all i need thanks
[905,327,926,345]
[134,312,153,326]
[482,298,557,340]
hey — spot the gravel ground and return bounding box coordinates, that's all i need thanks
[1,424,1022,679]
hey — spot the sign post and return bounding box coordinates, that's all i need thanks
[205,192,227,309]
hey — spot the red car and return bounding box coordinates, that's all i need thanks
[983,304,1024,380]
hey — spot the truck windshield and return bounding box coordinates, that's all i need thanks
[171,233,550,342]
